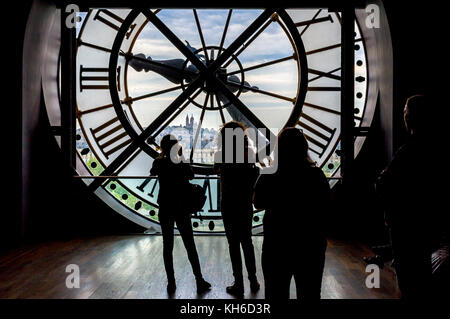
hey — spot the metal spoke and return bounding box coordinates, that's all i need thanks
[210,93,215,109]
[223,14,275,68]
[151,88,203,140]
[215,95,226,124]
[300,9,321,36]
[227,54,295,76]
[193,9,209,63]
[212,9,276,69]
[114,148,142,177]
[142,9,207,72]
[190,92,209,161]
[122,85,182,104]
[218,9,233,55]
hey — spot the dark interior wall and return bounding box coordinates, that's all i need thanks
[3,0,34,251]
[330,0,427,242]
[328,0,392,242]
[3,0,143,252]
[22,0,59,243]
[382,0,427,150]
[26,96,144,241]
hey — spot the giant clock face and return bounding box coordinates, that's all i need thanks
[52,8,372,233]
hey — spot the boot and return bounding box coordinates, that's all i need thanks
[196,277,212,294]
[167,277,176,294]
[226,281,244,296]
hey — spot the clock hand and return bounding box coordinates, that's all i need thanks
[127,41,210,85]
[225,75,259,93]
[217,92,272,163]
[185,40,206,62]
[215,76,275,161]
[127,52,199,84]
[225,77,293,103]
[216,75,269,148]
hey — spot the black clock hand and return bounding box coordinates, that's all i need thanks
[225,75,258,93]
[127,52,199,84]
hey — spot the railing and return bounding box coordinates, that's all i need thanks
[74,176,343,180]
[73,175,342,233]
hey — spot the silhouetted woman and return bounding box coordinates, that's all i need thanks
[254,127,330,299]
[150,134,211,294]
[214,121,260,296]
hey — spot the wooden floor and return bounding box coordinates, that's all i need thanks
[0,235,400,299]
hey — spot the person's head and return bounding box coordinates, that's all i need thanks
[217,121,252,163]
[404,95,425,137]
[276,127,314,170]
[160,134,180,158]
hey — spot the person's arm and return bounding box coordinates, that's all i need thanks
[184,163,194,180]
[376,167,392,227]
[150,158,160,176]
[253,174,272,209]
[213,151,222,175]
[375,151,403,228]
[250,164,260,188]
[316,169,332,236]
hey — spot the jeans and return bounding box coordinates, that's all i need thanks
[262,239,326,299]
[159,209,202,281]
[222,209,257,284]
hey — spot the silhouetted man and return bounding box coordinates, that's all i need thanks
[376,95,436,299]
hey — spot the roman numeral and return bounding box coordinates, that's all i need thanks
[90,117,132,159]
[295,15,333,28]
[93,9,136,39]
[136,178,159,198]
[308,67,341,82]
[297,113,337,158]
[303,102,363,121]
[77,40,112,53]
[201,179,220,213]
[79,65,109,92]
[306,43,341,56]
[303,102,340,116]
[307,66,342,95]
[295,9,334,36]
[307,86,341,91]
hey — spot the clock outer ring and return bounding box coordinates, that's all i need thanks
[108,8,308,175]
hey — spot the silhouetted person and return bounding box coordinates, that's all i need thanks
[150,134,211,294]
[254,127,330,299]
[214,121,260,296]
[376,95,437,299]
